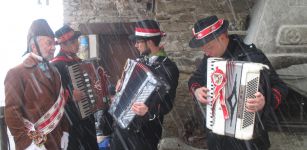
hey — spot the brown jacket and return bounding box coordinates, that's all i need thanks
[4,55,69,150]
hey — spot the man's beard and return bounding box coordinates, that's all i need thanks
[141,48,151,56]
[42,52,55,61]
[44,55,54,61]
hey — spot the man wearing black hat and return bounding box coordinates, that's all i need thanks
[109,19,179,150]
[188,15,288,150]
[4,19,70,150]
[51,25,99,150]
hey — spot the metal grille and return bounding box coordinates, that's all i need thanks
[242,77,258,128]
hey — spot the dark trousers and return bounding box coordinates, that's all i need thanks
[110,120,162,150]
[110,128,160,150]
[67,115,99,150]
[206,128,270,150]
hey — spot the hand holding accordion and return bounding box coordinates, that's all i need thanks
[194,87,209,104]
[245,91,266,113]
[205,57,268,140]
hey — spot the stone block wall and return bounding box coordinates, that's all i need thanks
[245,0,307,70]
[63,0,255,148]
[63,0,154,28]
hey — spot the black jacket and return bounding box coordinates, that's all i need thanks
[52,51,83,125]
[188,35,288,150]
[110,56,179,150]
[51,51,98,150]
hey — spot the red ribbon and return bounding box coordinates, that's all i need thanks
[211,66,229,119]
[135,27,166,37]
[135,27,161,33]
[193,19,224,40]
[57,30,74,43]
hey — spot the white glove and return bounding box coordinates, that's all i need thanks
[25,142,45,150]
[61,132,69,150]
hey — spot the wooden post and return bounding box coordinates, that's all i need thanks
[0,106,9,150]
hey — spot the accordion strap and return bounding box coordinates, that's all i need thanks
[50,55,81,63]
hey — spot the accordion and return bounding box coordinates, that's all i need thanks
[109,59,168,129]
[206,57,268,140]
[67,60,109,119]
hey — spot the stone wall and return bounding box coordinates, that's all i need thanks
[63,0,154,28]
[63,0,255,148]
[245,0,307,70]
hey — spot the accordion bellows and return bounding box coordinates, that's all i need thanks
[206,57,268,140]
[109,59,168,129]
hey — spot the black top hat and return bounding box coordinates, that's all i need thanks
[189,15,229,48]
[129,19,165,40]
[55,25,81,44]
[26,19,55,51]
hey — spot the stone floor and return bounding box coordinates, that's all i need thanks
[269,131,307,150]
[6,130,307,150]
[158,131,307,150]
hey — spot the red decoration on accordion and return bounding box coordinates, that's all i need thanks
[211,66,229,119]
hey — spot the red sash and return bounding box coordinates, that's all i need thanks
[23,84,67,146]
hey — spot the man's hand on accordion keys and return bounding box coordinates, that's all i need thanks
[72,89,86,102]
[131,102,149,116]
[246,92,265,113]
[194,87,209,104]
[115,80,122,93]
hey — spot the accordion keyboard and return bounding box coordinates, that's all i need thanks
[206,58,224,130]
[68,64,95,119]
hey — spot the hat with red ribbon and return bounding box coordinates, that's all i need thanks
[129,19,166,40]
[189,15,229,48]
[55,25,81,44]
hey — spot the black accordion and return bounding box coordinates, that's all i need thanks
[109,59,169,129]
[67,59,109,119]
[206,57,268,140]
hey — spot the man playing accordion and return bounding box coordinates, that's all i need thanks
[51,25,99,150]
[109,19,179,150]
[188,15,288,150]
